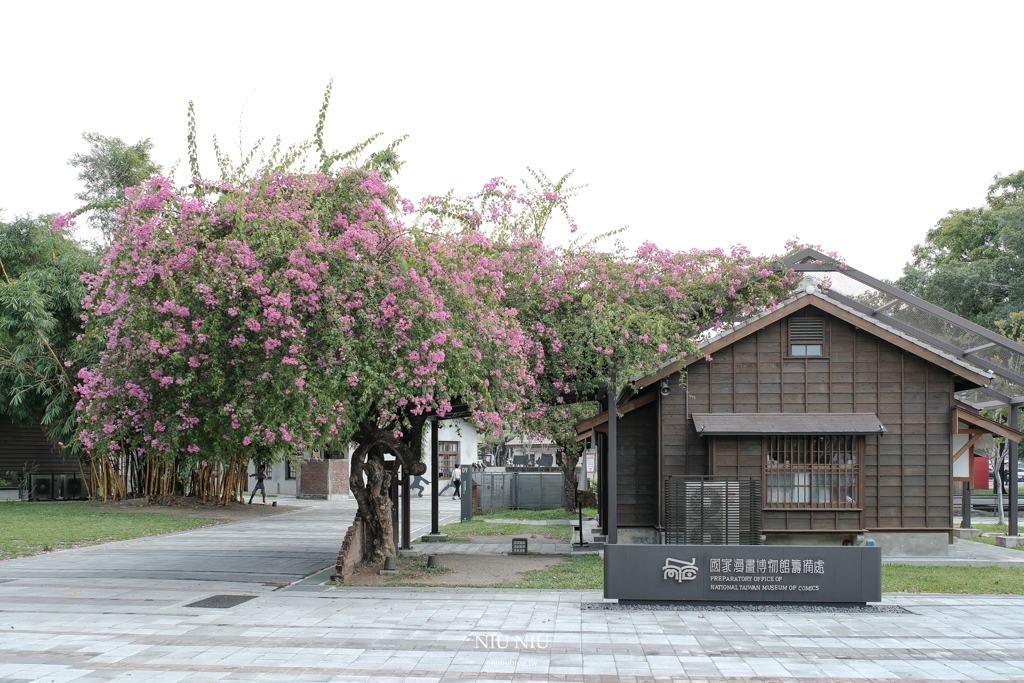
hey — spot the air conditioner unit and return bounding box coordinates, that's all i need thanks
[64,474,88,500]
[30,474,53,501]
[665,476,762,545]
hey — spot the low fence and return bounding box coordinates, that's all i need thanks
[472,470,564,511]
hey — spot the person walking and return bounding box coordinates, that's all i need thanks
[452,467,462,499]
[410,475,430,497]
[248,465,268,504]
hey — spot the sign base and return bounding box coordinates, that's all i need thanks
[605,544,881,604]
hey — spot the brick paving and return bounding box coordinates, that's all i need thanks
[2,498,1024,681]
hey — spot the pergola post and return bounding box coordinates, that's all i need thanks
[431,417,439,535]
[1011,407,1019,536]
[401,465,411,550]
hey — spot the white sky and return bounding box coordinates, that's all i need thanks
[3,1,1023,280]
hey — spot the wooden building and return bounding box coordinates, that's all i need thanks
[577,288,1022,556]
[0,415,79,500]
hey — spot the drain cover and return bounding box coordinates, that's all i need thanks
[185,594,256,609]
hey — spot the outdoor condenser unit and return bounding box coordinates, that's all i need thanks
[664,476,762,545]
[30,474,53,501]
[59,474,88,500]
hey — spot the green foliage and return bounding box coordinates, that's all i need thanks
[0,215,99,451]
[0,501,219,560]
[898,170,1024,328]
[68,133,163,242]
[190,80,407,190]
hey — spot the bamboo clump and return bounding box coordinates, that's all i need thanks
[83,451,248,505]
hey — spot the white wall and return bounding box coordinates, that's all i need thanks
[422,418,478,481]
[246,458,299,496]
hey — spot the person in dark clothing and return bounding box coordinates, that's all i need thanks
[410,475,430,497]
[249,465,268,504]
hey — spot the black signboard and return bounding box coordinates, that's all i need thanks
[604,544,881,604]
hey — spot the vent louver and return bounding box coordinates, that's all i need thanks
[789,318,825,345]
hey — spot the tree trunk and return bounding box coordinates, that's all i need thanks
[350,446,396,564]
[348,420,429,565]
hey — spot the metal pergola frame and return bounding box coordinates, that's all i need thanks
[783,248,1023,534]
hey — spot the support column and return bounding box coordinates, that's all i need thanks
[401,466,411,550]
[431,418,439,535]
[390,470,399,548]
[1011,407,1019,536]
[961,480,971,529]
[607,380,618,545]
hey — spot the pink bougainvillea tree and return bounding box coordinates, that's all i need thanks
[75,167,545,558]
[418,171,795,505]
[76,157,794,559]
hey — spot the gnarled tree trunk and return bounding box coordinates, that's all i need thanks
[348,423,428,565]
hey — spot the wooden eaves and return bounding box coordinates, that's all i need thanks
[627,292,992,396]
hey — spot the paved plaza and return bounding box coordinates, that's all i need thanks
[3,498,1024,682]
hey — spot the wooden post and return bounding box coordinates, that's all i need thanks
[431,418,439,535]
[607,378,618,545]
[1011,407,1019,536]
[962,477,972,529]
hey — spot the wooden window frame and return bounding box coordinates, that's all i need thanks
[763,435,862,510]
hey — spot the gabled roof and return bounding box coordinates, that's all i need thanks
[784,248,1024,409]
[626,289,993,398]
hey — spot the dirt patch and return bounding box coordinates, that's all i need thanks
[88,498,301,521]
[341,553,564,587]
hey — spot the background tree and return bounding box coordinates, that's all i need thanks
[897,170,1024,329]
[68,133,163,243]
[0,213,99,452]
[897,170,1024,508]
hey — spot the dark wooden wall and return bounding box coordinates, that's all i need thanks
[616,398,658,527]
[649,305,955,533]
[0,415,76,482]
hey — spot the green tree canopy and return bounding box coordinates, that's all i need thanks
[68,133,163,242]
[0,214,100,449]
[898,170,1024,328]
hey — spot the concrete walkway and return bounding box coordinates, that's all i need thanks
[4,502,1024,681]
[0,494,462,587]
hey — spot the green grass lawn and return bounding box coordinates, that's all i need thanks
[475,508,598,521]
[0,501,221,560]
[490,553,604,589]
[883,565,1024,594]
[437,519,575,542]
[490,559,1024,593]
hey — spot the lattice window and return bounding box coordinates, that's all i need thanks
[789,317,825,356]
[764,435,859,509]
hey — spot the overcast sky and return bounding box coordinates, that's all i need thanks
[3,2,1022,280]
